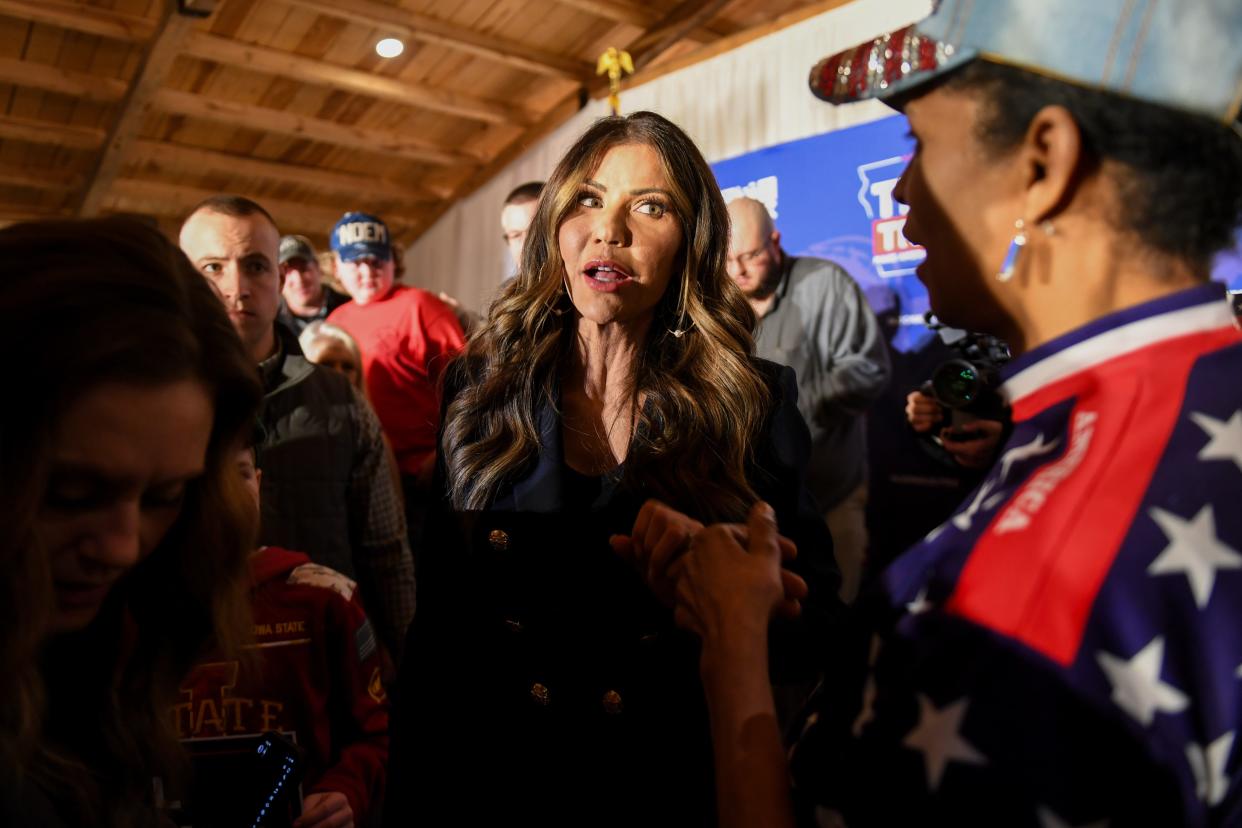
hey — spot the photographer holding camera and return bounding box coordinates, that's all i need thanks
[906,317,1011,471]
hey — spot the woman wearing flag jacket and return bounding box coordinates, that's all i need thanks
[622,1,1242,825]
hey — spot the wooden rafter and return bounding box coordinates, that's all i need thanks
[623,0,855,91]
[0,0,155,42]
[79,4,202,217]
[0,115,106,150]
[282,0,592,82]
[106,178,399,238]
[0,56,127,102]
[130,139,447,204]
[0,162,81,191]
[409,0,737,245]
[549,0,737,44]
[0,0,835,252]
[181,31,533,127]
[552,0,657,27]
[624,0,736,70]
[406,86,583,247]
[152,88,482,168]
[0,207,71,228]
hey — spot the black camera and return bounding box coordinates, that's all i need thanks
[923,312,1010,421]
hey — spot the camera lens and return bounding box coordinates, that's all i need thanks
[931,359,982,409]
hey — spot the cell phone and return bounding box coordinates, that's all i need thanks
[249,731,306,828]
[177,730,306,828]
[943,427,985,442]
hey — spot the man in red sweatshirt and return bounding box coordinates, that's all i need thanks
[326,213,465,498]
[174,448,389,828]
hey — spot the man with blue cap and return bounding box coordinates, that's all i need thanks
[327,212,465,540]
[617,1,1242,825]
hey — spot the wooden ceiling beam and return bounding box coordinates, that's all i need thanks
[283,0,591,82]
[551,0,657,27]
[153,88,482,168]
[411,86,582,246]
[181,31,532,127]
[0,114,106,150]
[0,0,155,42]
[78,4,201,217]
[412,0,736,245]
[0,56,127,102]
[0,162,80,191]
[624,0,736,67]
[549,0,737,44]
[0,207,71,228]
[615,0,855,91]
[107,177,384,236]
[130,138,447,204]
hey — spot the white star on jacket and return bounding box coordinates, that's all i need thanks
[906,585,932,615]
[1191,409,1242,472]
[1096,636,1189,727]
[902,694,987,791]
[1147,504,1242,608]
[1185,731,1234,807]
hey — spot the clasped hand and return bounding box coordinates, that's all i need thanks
[610,500,808,640]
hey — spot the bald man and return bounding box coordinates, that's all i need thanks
[726,197,890,602]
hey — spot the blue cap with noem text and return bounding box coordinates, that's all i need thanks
[331,212,392,262]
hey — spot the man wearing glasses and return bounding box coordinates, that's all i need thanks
[726,197,890,604]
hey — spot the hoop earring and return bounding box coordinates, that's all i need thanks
[996,219,1027,282]
[548,271,572,317]
[667,275,693,337]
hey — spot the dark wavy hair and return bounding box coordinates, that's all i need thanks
[443,111,770,521]
[0,217,262,823]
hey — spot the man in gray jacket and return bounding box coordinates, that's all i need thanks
[727,197,890,603]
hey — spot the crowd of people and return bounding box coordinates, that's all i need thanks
[3,0,1241,825]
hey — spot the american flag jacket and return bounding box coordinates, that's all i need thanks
[792,283,1242,826]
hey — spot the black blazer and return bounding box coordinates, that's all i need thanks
[385,359,840,827]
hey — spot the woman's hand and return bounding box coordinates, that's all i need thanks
[939,418,1004,469]
[612,500,806,616]
[294,792,353,828]
[666,503,794,647]
[611,499,703,606]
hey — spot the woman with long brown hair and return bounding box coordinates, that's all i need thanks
[385,111,839,825]
[0,217,262,825]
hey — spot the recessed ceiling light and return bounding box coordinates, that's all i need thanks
[376,38,404,58]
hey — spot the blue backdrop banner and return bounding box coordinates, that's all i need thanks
[711,113,1242,355]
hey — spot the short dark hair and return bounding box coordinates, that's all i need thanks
[181,195,278,235]
[503,181,544,206]
[946,61,1242,270]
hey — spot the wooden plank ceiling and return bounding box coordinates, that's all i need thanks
[0,0,838,247]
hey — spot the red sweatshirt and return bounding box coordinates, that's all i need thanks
[174,547,389,822]
[328,285,465,475]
